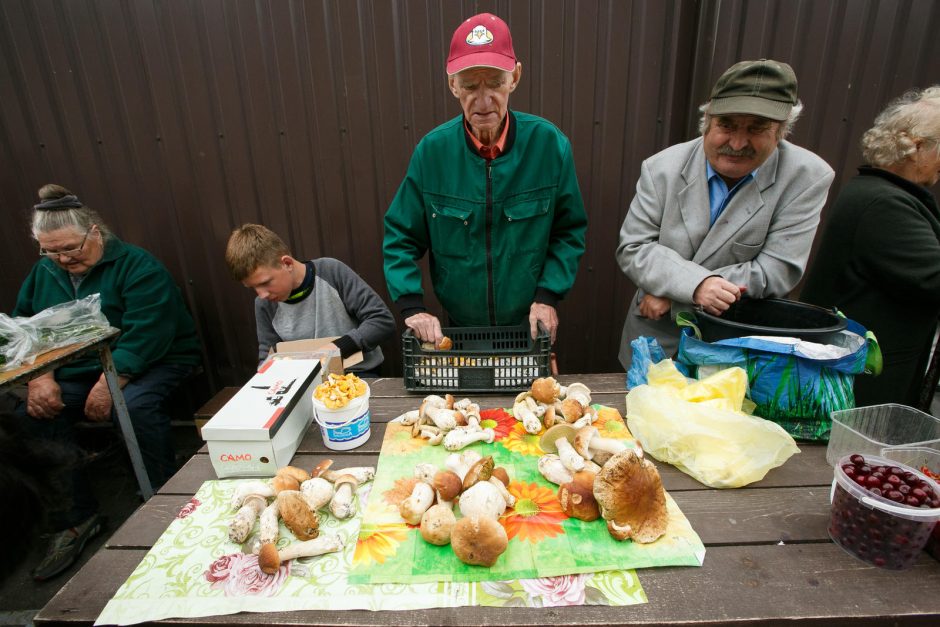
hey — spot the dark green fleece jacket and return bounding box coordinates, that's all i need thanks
[13,236,201,380]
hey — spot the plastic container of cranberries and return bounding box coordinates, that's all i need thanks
[829,453,940,570]
[827,404,940,467]
[880,446,940,562]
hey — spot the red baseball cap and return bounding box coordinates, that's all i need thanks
[446,13,516,75]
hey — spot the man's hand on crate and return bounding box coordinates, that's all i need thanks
[405,312,444,344]
[529,303,558,344]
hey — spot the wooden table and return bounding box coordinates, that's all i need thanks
[0,329,154,499]
[36,374,940,625]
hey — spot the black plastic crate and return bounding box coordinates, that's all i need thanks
[402,324,551,393]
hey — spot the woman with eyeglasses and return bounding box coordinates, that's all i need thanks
[12,183,202,581]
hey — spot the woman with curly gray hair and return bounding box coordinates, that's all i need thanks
[802,86,940,407]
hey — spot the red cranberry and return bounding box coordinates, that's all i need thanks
[887,474,902,486]
[913,488,928,500]
[859,465,871,474]
[843,466,856,477]
[855,475,869,486]
[889,467,904,476]
[887,491,904,502]
[867,476,883,488]
[850,454,865,466]
[906,496,921,507]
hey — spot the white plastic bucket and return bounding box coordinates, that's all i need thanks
[311,384,371,451]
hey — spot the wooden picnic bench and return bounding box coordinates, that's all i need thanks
[35,373,940,626]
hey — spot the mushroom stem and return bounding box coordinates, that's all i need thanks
[399,481,435,525]
[443,426,495,451]
[592,437,628,456]
[513,401,542,434]
[228,494,266,543]
[424,405,459,430]
[231,482,275,510]
[259,501,280,545]
[445,450,482,482]
[258,535,345,575]
[556,437,585,472]
[537,454,574,485]
[322,467,375,484]
[329,475,360,520]
[397,409,420,425]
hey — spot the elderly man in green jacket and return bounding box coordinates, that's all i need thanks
[383,13,587,345]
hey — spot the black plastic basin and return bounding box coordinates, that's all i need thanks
[695,298,846,343]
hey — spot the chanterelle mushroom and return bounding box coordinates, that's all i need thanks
[593,449,668,543]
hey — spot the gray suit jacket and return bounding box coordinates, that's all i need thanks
[616,136,834,369]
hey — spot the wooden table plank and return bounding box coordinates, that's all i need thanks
[35,543,940,626]
[366,374,628,397]
[106,494,194,548]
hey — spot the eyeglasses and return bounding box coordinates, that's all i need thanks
[39,228,92,258]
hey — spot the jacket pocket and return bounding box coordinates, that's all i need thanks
[427,199,474,253]
[501,193,552,253]
[730,240,763,263]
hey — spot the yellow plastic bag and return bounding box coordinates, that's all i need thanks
[627,360,799,488]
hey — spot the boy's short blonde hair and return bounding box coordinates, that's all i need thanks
[225,224,291,281]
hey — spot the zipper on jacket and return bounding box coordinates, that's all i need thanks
[485,162,496,325]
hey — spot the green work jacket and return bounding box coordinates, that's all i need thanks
[13,236,201,380]
[383,110,587,326]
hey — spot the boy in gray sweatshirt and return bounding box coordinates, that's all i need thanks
[225,224,395,374]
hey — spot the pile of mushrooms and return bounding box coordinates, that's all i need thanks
[536,427,667,543]
[513,377,595,434]
[397,395,496,451]
[227,459,375,574]
[397,450,514,567]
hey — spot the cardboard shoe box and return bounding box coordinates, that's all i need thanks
[202,359,323,478]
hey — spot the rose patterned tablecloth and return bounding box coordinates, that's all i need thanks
[348,406,705,585]
[95,477,647,626]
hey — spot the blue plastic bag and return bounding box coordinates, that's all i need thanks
[675,313,881,441]
[627,336,667,389]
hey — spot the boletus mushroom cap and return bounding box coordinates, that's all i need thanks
[277,490,320,540]
[420,504,457,545]
[451,516,509,566]
[530,377,560,404]
[461,455,495,491]
[258,542,281,575]
[593,449,668,543]
[538,423,577,454]
[558,471,600,521]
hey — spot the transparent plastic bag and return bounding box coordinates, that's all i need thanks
[0,293,113,371]
[626,360,799,488]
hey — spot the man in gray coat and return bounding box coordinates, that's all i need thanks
[616,59,835,368]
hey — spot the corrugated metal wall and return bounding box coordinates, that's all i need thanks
[1,0,937,392]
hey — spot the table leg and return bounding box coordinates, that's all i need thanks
[98,344,154,500]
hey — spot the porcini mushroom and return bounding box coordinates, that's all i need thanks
[277,490,320,540]
[451,516,508,567]
[458,480,507,520]
[564,382,592,408]
[322,466,375,484]
[461,456,495,491]
[513,397,543,434]
[300,477,334,511]
[422,404,460,431]
[420,504,457,545]
[537,454,574,485]
[443,425,495,451]
[257,535,345,575]
[539,424,585,472]
[399,480,435,525]
[558,471,600,521]
[310,459,334,478]
[433,470,463,506]
[230,481,275,510]
[445,450,482,482]
[228,494,266,543]
[560,398,584,424]
[258,500,281,545]
[272,474,301,494]
[530,377,561,404]
[414,463,438,484]
[593,449,668,543]
[574,425,628,462]
[329,474,360,520]
[276,465,311,484]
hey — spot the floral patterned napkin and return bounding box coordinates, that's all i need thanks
[95,477,647,626]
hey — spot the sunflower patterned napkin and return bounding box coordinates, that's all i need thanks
[349,406,705,585]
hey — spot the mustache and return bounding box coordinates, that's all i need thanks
[717,145,757,158]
